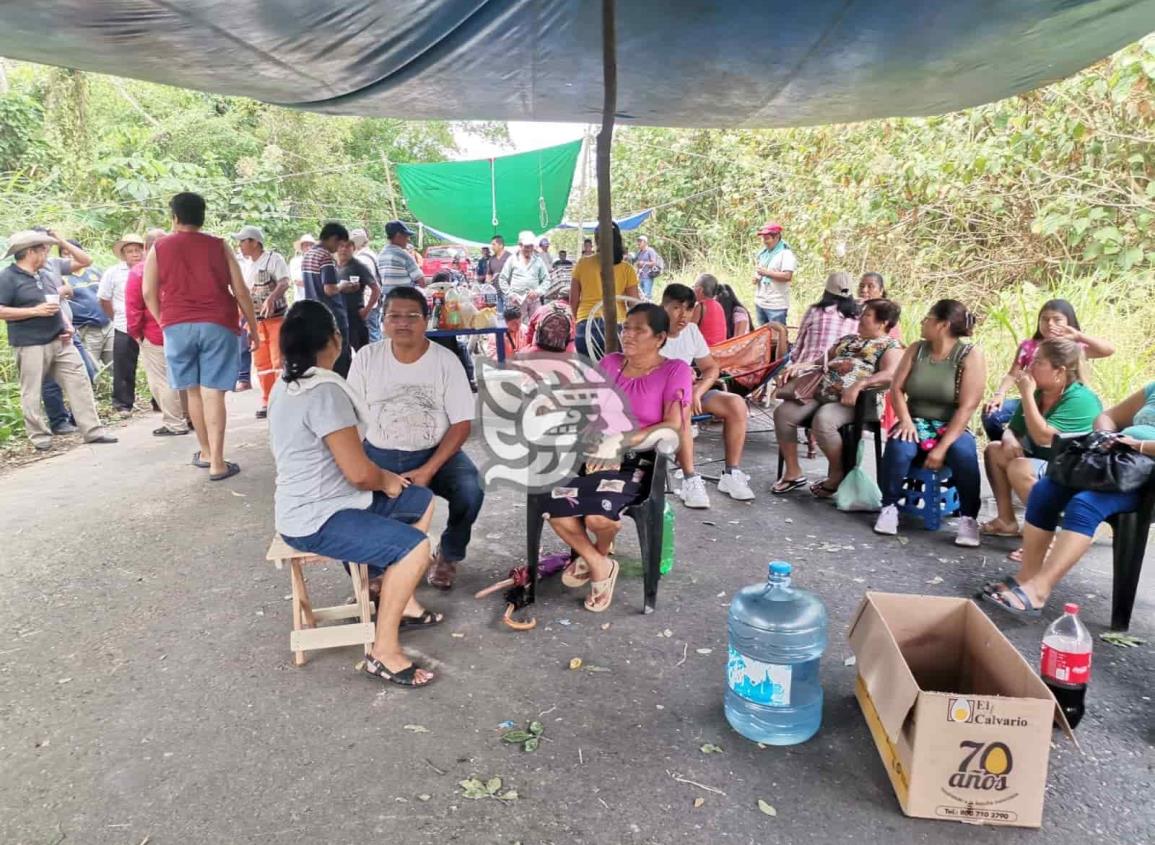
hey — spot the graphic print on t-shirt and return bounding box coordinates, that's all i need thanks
[372,383,442,447]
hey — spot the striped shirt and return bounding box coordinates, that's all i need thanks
[301,244,346,327]
[375,243,424,290]
[792,305,861,366]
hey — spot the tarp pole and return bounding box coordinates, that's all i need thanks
[597,0,619,354]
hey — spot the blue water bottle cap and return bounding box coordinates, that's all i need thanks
[768,561,792,577]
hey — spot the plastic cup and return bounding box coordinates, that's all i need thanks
[44,294,60,305]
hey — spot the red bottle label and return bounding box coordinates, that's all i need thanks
[1040,644,1092,685]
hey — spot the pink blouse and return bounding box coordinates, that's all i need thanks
[599,353,693,428]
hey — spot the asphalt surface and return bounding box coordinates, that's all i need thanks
[1,394,1153,845]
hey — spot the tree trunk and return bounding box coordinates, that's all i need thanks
[597,0,619,354]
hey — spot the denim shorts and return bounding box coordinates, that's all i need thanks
[163,321,240,391]
[281,486,434,577]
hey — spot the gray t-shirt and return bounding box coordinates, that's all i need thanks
[268,379,372,537]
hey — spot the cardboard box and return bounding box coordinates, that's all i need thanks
[848,592,1073,829]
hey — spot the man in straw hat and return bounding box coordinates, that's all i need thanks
[0,230,117,450]
[99,232,147,412]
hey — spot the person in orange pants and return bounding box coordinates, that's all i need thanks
[231,225,290,418]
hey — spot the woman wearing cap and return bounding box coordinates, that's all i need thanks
[98,233,147,412]
[570,222,641,358]
[874,299,987,547]
[752,223,796,326]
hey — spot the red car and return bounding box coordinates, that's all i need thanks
[421,244,474,283]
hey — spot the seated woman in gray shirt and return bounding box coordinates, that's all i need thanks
[269,300,441,688]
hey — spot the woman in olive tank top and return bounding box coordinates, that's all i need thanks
[874,299,987,546]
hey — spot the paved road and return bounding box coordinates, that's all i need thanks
[1,396,1152,844]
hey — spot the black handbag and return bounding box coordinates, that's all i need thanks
[1046,432,1155,493]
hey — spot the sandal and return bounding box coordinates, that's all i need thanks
[561,557,591,588]
[809,479,839,499]
[426,556,457,590]
[399,609,444,630]
[209,461,241,481]
[771,476,808,495]
[980,519,1021,538]
[191,450,210,469]
[977,575,1018,598]
[362,655,434,687]
[981,584,1044,619]
[584,559,620,613]
[1007,547,1025,564]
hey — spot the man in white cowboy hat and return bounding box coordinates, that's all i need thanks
[231,224,291,418]
[349,227,383,343]
[289,233,316,302]
[496,230,549,316]
[0,230,117,450]
[99,232,147,412]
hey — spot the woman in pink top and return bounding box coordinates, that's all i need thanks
[981,299,1115,441]
[692,273,728,346]
[546,303,692,613]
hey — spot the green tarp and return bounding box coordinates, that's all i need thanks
[395,140,582,244]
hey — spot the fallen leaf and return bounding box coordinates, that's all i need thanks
[403,724,430,733]
[498,790,519,801]
[696,648,713,655]
[700,743,724,754]
[528,721,545,736]
[1101,632,1145,648]
[486,776,503,795]
[459,777,490,800]
[568,657,583,670]
[524,737,540,752]
[757,799,778,817]
[501,730,534,744]
[693,797,705,808]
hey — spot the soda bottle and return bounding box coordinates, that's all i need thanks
[659,499,675,575]
[1040,602,1092,729]
[725,562,827,745]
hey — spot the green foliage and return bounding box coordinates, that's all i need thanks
[610,36,1155,404]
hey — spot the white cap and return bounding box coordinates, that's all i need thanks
[230,225,265,244]
[518,230,537,246]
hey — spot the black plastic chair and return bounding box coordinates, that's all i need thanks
[776,388,884,481]
[525,448,671,614]
[1106,480,1155,630]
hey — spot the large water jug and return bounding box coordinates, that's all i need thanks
[725,561,827,745]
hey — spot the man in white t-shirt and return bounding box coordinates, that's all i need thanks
[349,227,383,343]
[99,233,146,412]
[347,286,484,591]
[660,283,754,507]
[752,221,797,326]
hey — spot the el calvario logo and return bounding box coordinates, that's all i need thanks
[945,700,1017,792]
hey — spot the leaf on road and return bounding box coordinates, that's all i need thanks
[403,724,430,733]
[757,799,778,817]
[486,776,503,795]
[498,790,519,801]
[1101,632,1145,648]
[502,730,534,744]
[459,777,490,800]
[524,736,540,752]
[700,743,724,754]
[528,721,544,736]
[568,657,583,670]
[693,797,705,808]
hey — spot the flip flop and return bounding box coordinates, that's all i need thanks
[980,519,1022,538]
[561,557,591,588]
[977,575,1018,598]
[209,461,241,481]
[191,451,210,469]
[809,480,839,499]
[982,584,1044,619]
[362,655,434,687]
[399,609,444,630]
[771,476,807,495]
[584,559,620,613]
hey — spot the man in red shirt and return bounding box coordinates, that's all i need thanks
[143,193,258,481]
[126,228,188,437]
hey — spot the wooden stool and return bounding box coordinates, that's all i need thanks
[266,535,375,666]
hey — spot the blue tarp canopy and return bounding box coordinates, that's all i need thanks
[558,210,654,233]
[1,2,1153,127]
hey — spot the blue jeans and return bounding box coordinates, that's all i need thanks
[363,443,485,562]
[366,307,383,343]
[757,307,788,326]
[238,328,252,384]
[880,431,982,518]
[1025,476,1139,538]
[981,399,1020,442]
[639,275,655,299]
[575,318,606,359]
[282,487,434,579]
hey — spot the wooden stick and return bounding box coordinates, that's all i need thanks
[474,578,515,599]
[596,0,619,354]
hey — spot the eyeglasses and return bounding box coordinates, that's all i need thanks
[385,313,425,322]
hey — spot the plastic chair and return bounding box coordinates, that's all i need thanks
[1106,480,1155,631]
[897,466,960,531]
[524,430,678,615]
[775,389,885,481]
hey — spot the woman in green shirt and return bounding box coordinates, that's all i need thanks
[874,299,987,546]
[981,338,1102,561]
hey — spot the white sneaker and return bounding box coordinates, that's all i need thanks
[669,467,685,497]
[681,474,711,509]
[955,517,981,548]
[718,469,756,501]
[873,505,899,536]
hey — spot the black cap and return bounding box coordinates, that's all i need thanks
[385,221,413,238]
